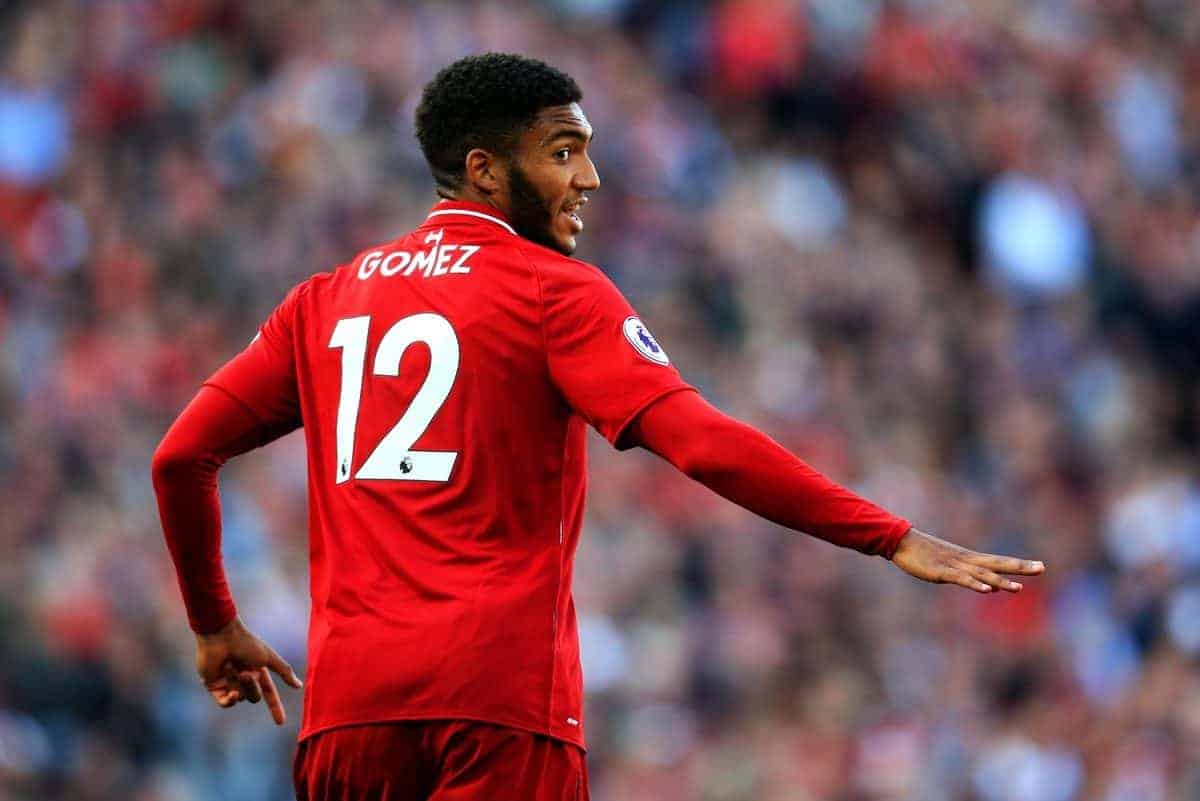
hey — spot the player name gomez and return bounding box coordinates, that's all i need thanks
[357,229,478,281]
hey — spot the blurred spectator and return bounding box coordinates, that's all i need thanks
[1,1,1199,800]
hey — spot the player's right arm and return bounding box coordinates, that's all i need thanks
[152,385,303,722]
[151,280,312,723]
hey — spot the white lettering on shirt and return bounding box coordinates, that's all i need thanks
[358,250,384,279]
[451,246,478,274]
[379,251,411,276]
[355,231,476,282]
[432,244,453,276]
[408,248,435,277]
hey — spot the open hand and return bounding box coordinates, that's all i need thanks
[196,616,303,725]
[891,528,1045,593]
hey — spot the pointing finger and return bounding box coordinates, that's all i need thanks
[259,668,286,725]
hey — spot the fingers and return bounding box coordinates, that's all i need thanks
[239,671,263,704]
[942,567,994,593]
[259,668,287,725]
[196,628,303,721]
[895,529,1046,594]
[963,563,1023,593]
[942,559,1038,593]
[210,686,241,707]
[965,553,1045,576]
[206,676,243,707]
[264,647,304,689]
[223,661,263,704]
[207,654,299,723]
[210,669,286,724]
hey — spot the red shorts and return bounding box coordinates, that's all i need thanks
[293,721,589,801]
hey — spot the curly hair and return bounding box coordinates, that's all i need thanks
[415,53,583,191]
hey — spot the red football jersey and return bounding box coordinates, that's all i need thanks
[205,200,693,748]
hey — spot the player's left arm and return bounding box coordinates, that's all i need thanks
[625,390,1045,592]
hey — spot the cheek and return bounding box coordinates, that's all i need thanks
[538,168,572,205]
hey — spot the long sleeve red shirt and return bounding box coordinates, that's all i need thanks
[152,385,909,635]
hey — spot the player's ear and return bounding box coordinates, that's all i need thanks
[464,148,503,196]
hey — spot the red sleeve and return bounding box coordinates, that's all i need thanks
[151,386,292,633]
[536,252,692,446]
[152,283,308,634]
[626,389,912,558]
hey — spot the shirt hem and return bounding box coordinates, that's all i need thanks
[298,712,586,752]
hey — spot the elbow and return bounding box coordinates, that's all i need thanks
[679,458,725,487]
[662,440,711,482]
[642,427,721,481]
[151,440,184,489]
[151,437,203,490]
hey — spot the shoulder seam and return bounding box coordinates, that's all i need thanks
[284,271,330,379]
[287,275,317,338]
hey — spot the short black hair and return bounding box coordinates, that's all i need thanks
[415,53,583,191]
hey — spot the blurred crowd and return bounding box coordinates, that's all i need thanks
[1,0,1199,799]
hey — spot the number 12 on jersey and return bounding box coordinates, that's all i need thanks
[328,313,460,483]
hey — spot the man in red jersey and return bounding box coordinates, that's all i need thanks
[152,53,1044,800]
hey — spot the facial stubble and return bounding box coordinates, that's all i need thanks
[506,161,571,255]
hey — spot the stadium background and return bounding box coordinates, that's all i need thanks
[1,0,1199,799]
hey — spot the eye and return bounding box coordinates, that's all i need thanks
[553,148,570,162]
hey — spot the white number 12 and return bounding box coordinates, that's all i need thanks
[328,313,459,483]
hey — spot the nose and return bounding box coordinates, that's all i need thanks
[575,155,600,191]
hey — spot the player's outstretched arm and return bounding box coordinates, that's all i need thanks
[626,389,910,556]
[890,527,1044,593]
[196,616,303,725]
[626,390,1046,589]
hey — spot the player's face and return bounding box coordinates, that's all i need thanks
[505,103,600,256]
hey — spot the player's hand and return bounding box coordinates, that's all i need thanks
[891,528,1045,593]
[195,616,303,725]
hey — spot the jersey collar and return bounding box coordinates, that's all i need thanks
[425,199,516,236]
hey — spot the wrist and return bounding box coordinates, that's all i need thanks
[883,523,916,561]
[187,594,238,636]
[194,612,241,640]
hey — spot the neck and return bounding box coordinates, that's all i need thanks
[439,186,508,216]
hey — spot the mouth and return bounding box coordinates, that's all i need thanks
[561,196,587,234]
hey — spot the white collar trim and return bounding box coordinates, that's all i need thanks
[426,208,516,236]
